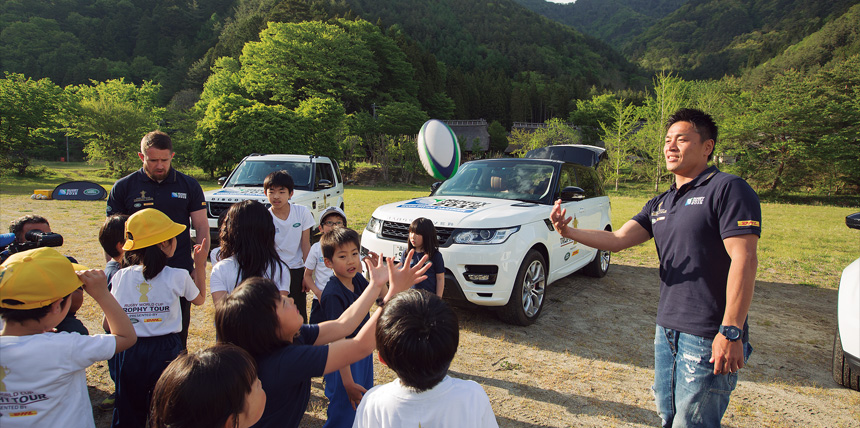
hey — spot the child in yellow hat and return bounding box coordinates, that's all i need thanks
[0,247,137,428]
[108,208,206,428]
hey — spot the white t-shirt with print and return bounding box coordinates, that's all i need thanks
[270,203,314,269]
[210,256,290,295]
[304,242,333,300]
[353,376,499,428]
[0,333,116,428]
[110,265,199,337]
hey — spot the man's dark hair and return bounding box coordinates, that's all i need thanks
[376,290,459,391]
[263,170,295,194]
[99,215,129,258]
[320,227,361,261]
[9,215,49,237]
[140,130,173,153]
[0,294,71,323]
[667,108,718,161]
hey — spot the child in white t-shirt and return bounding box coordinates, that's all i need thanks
[265,170,314,323]
[353,290,498,428]
[109,209,206,427]
[0,247,136,428]
[210,200,290,306]
[303,206,347,324]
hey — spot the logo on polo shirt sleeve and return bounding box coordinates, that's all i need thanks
[738,220,760,227]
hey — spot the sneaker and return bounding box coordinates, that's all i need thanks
[97,393,115,411]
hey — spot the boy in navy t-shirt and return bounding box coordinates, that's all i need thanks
[319,228,384,428]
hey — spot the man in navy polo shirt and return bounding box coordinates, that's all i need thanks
[106,130,209,349]
[551,108,760,427]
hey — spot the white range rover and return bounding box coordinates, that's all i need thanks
[203,154,345,244]
[361,145,612,325]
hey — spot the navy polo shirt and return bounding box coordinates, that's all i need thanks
[632,166,761,338]
[106,168,206,273]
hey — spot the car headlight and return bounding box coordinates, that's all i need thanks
[452,226,519,244]
[365,216,383,234]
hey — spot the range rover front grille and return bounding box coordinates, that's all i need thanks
[380,221,455,247]
[207,201,271,219]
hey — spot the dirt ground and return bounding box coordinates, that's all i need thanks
[1,196,858,427]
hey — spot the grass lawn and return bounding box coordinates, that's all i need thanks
[1,161,857,289]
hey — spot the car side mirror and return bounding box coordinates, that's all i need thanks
[218,177,227,186]
[316,179,333,190]
[429,181,442,195]
[847,212,860,230]
[559,186,586,201]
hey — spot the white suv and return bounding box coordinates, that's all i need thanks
[203,154,344,243]
[833,212,860,391]
[361,145,612,325]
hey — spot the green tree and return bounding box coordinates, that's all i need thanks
[600,98,639,190]
[65,79,163,176]
[731,69,821,192]
[509,118,581,157]
[633,72,688,191]
[569,93,618,146]
[487,120,508,153]
[194,94,295,176]
[0,73,66,175]
[241,21,378,109]
[375,102,429,136]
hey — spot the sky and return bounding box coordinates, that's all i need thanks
[545,0,577,3]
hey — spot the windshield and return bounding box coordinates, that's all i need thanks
[224,160,313,190]
[434,160,555,202]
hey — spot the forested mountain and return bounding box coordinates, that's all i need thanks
[0,0,235,102]
[625,0,860,79]
[742,2,860,88]
[512,0,687,49]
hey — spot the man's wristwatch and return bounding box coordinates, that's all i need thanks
[719,325,742,341]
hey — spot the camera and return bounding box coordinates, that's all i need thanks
[4,230,64,255]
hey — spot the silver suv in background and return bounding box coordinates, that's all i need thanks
[203,154,344,244]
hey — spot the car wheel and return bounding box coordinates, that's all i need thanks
[582,248,610,278]
[499,250,546,326]
[832,326,860,391]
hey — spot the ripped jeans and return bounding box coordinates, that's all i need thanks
[652,325,752,428]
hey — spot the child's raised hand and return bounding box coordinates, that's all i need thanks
[387,249,430,296]
[77,269,109,297]
[192,237,207,255]
[363,251,389,286]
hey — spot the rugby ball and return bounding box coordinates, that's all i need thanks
[417,119,460,180]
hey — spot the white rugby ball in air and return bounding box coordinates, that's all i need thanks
[417,119,460,180]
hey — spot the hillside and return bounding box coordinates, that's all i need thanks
[626,0,860,79]
[0,0,235,101]
[343,0,640,87]
[513,0,687,49]
[743,2,860,87]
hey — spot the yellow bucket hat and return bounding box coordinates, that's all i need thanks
[0,247,87,309]
[122,208,186,251]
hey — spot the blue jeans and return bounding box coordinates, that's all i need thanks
[652,325,752,428]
